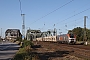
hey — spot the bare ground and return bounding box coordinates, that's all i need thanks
[31,42,84,60]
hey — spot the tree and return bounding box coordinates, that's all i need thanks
[68,27,90,41]
[68,27,84,41]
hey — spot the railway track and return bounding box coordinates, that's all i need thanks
[51,42,90,59]
[32,41,90,60]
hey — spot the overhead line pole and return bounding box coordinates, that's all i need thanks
[84,16,88,45]
[1,28,2,38]
[19,0,25,40]
[21,14,25,40]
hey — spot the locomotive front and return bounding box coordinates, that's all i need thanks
[68,34,76,44]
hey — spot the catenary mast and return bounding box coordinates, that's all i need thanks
[21,14,25,40]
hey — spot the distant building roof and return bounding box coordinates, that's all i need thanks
[5,29,20,33]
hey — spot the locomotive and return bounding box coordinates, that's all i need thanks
[35,33,76,44]
[57,34,76,44]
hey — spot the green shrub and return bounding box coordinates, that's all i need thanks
[13,40,35,60]
[13,48,26,60]
[22,40,34,48]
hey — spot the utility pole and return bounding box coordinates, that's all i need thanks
[1,28,2,38]
[84,16,88,45]
[21,14,25,40]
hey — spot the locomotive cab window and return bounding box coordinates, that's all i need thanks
[70,34,74,38]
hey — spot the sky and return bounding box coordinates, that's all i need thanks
[0,0,90,38]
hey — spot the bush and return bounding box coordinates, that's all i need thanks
[22,40,34,48]
[13,40,35,60]
[13,48,26,60]
[13,47,33,60]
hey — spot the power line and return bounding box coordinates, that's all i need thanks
[55,7,90,26]
[60,14,90,31]
[45,2,90,29]
[55,15,90,33]
[64,14,90,28]
[30,0,74,25]
[47,7,90,32]
[37,1,90,30]
[62,14,90,28]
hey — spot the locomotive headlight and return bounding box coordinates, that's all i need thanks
[69,39,71,43]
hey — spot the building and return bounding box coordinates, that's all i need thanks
[26,28,58,41]
[26,29,41,41]
[5,29,22,40]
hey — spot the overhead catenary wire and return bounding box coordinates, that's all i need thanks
[46,7,90,32]
[45,1,90,29]
[61,14,90,32]
[30,0,74,25]
[61,14,90,29]
[32,0,90,31]
[55,7,90,26]
[55,2,90,24]
[56,16,90,33]
[68,15,90,28]
[18,0,90,33]
[63,13,90,27]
